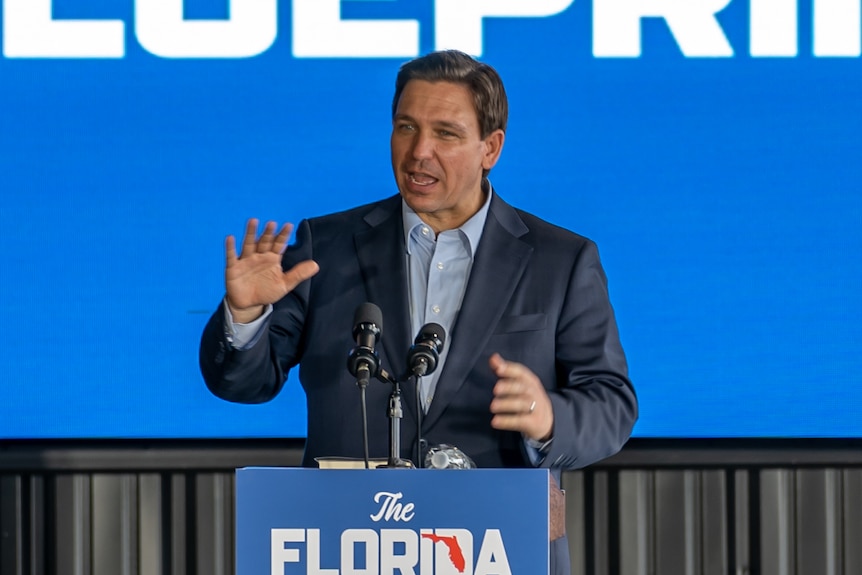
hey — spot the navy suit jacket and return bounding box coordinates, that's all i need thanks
[200,192,637,573]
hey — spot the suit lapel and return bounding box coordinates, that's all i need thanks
[354,196,416,415]
[421,194,534,430]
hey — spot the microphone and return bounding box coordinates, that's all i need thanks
[406,323,446,377]
[408,323,446,468]
[347,302,383,388]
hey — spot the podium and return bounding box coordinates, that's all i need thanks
[236,467,550,574]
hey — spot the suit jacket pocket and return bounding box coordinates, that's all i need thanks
[495,313,548,334]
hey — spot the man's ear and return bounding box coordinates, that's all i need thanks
[482,129,506,171]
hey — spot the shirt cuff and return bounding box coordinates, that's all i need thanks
[523,435,554,465]
[223,299,273,350]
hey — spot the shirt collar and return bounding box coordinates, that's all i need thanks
[401,181,493,258]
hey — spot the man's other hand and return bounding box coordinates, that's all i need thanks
[489,353,554,442]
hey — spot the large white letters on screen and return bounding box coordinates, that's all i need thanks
[434,0,575,56]
[292,0,419,58]
[750,0,798,56]
[2,0,860,59]
[136,0,276,58]
[593,0,734,57]
[814,0,861,56]
[3,0,124,58]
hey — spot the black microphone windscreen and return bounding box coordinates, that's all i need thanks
[418,322,446,349]
[354,302,383,334]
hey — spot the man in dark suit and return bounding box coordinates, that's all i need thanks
[200,50,637,574]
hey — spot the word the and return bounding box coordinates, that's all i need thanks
[370,491,415,523]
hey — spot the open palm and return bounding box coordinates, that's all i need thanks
[225,219,319,322]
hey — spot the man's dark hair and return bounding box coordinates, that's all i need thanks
[392,50,508,138]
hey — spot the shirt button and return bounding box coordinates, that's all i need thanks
[436,262,444,270]
[421,226,430,236]
[432,305,440,314]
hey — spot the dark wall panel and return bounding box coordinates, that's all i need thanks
[2,442,862,575]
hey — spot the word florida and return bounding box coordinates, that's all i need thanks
[271,527,515,575]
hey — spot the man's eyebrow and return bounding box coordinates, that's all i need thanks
[393,114,467,132]
[433,120,468,133]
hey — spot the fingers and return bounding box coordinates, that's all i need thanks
[283,260,320,291]
[256,220,284,253]
[489,353,554,441]
[236,219,295,259]
[488,352,506,374]
[272,223,294,255]
[225,235,237,267]
[239,218,260,259]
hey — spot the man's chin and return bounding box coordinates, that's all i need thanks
[400,190,438,213]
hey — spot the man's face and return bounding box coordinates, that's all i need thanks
[391,80,504,233]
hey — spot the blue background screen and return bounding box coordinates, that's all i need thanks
[1,0,859,438]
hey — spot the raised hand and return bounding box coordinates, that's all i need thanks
[224,219,319,323]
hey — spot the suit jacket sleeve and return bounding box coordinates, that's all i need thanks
[540,238,637,470]
[198,219,314,404]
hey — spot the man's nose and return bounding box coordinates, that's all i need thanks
[410,133,434,159]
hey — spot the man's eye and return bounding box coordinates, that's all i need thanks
[398,123,415,131]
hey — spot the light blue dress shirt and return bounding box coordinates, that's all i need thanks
[402,189,492,412]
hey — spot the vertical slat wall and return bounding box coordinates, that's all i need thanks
[2,451,862,574]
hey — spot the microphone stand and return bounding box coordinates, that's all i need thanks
[355,371,371,469]
[376,370,413,469]
[413,374,423,468]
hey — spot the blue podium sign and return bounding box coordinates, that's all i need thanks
[236,468,549,575]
